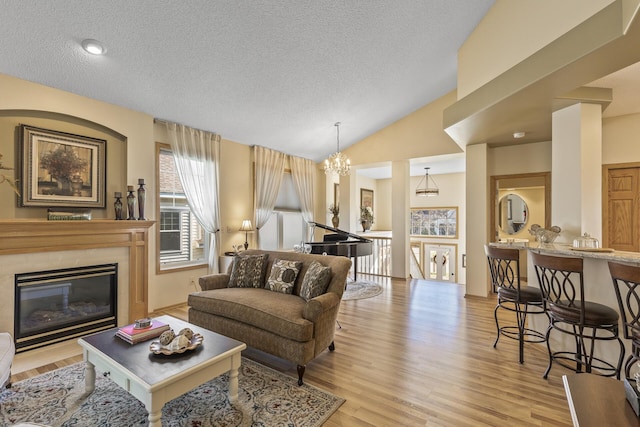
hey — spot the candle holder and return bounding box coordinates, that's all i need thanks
[114,192,123,220]
[137,179,146,220]
[126,186,136,220]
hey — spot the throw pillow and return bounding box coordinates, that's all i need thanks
[299,261,332,301]
[266,258,303,294]
[228,254,268,288]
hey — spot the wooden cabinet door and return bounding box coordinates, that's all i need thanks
[607,167,639,252]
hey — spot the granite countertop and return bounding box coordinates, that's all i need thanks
[491,241,640,265]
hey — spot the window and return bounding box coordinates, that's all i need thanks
[259,172,306,250]
[156,144,207,270]
[410,207,458,238]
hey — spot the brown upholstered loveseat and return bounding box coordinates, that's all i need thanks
[187,249,351,385]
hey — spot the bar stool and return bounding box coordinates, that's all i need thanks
[609,261,640,379]
[532,252,624,379]
[485,245,546,363]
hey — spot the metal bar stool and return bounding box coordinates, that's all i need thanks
[485,245,547,363]
[532,252,624,379]
[609,261,640,379]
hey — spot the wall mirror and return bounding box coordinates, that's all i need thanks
[498,193,528,234]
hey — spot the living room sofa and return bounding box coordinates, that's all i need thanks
[187,249,351,385]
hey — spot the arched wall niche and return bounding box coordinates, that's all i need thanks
[0,109,128,219]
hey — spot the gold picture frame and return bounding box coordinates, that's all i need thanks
[360,188,373,210]
[410,206,458,238]
[20,125,106,208]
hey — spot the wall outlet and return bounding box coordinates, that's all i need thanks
[189,276,196,287]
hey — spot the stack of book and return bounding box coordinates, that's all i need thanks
[115,319,170,344]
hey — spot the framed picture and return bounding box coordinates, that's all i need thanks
[20,125,106,208]
[409,207,458,238]
[360,188,373,210]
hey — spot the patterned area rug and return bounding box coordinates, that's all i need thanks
[0,357,344,426]
[342,280,383,301]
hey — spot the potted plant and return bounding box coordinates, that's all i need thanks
[359,206,374,232]
[328,204,340,228]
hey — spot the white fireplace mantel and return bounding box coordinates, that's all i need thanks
[0,220,155,322]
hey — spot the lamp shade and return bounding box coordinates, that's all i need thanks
[239,219,253,232]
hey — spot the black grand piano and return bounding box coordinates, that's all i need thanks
[306,221,373,280]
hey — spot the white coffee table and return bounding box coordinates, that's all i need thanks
[78,315,246,427]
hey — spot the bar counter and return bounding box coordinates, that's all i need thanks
[514,242,640,373]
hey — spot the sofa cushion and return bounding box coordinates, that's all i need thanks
[266,259,303,294]
[299,261,331,301]
[188,288,313,341]
[228,254,268,288]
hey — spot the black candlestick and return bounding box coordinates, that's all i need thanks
[137,179,146,220]
[114,192,123,220]
[126,186,136,220]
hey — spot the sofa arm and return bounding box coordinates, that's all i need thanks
[302,292,340,322]
[198,274,230,291]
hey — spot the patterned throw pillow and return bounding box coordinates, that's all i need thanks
[228,254,268,288]
[299,261,332,301]
[266,259,303,294]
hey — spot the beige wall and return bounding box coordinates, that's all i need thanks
[343,91,462,165]
[457,0,614,98]
[602,112,640,164]
[488,141,552,176]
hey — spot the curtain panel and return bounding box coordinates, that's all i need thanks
[290,155,316,240]
[253,146,286,246]
[163,121,222,273]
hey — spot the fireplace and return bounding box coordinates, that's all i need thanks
[14,263,117,352]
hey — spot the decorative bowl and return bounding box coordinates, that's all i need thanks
[150,333,203,355]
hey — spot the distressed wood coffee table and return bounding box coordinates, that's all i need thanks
[78,315,246,427]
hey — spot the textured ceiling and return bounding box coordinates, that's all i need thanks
[0,1,494,163]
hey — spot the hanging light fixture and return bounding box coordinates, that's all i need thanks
[416,167,439,196]
[323,122,351,176]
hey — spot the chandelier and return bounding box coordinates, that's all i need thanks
[323,122,351,176]
[416,167,439,196]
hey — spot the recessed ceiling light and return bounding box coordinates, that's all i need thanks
[513,131,526,139]
[81,39,106,55]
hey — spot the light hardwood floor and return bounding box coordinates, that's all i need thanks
[11,276,575,426]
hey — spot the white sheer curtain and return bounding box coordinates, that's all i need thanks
[254,145,286,246]
[164,121,221,273]
[289,155,316,240]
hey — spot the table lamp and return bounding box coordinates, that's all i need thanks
[239,219,253,250]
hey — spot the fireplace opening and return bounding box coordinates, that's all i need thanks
[14,263,117,352]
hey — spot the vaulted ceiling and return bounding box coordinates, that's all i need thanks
[0,1,494,163]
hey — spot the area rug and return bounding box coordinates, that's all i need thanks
[342,280,383,300]
[0,357,344,426]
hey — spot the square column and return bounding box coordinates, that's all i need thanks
[551,103,603,242]
[391,160,410,278]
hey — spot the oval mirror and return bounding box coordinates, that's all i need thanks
[498,194,528,234]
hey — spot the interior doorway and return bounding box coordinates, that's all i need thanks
[490,172,551,243]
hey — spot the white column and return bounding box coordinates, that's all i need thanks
[465,143,489,297]
[390,160,410,278]
[551,103,603,243]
